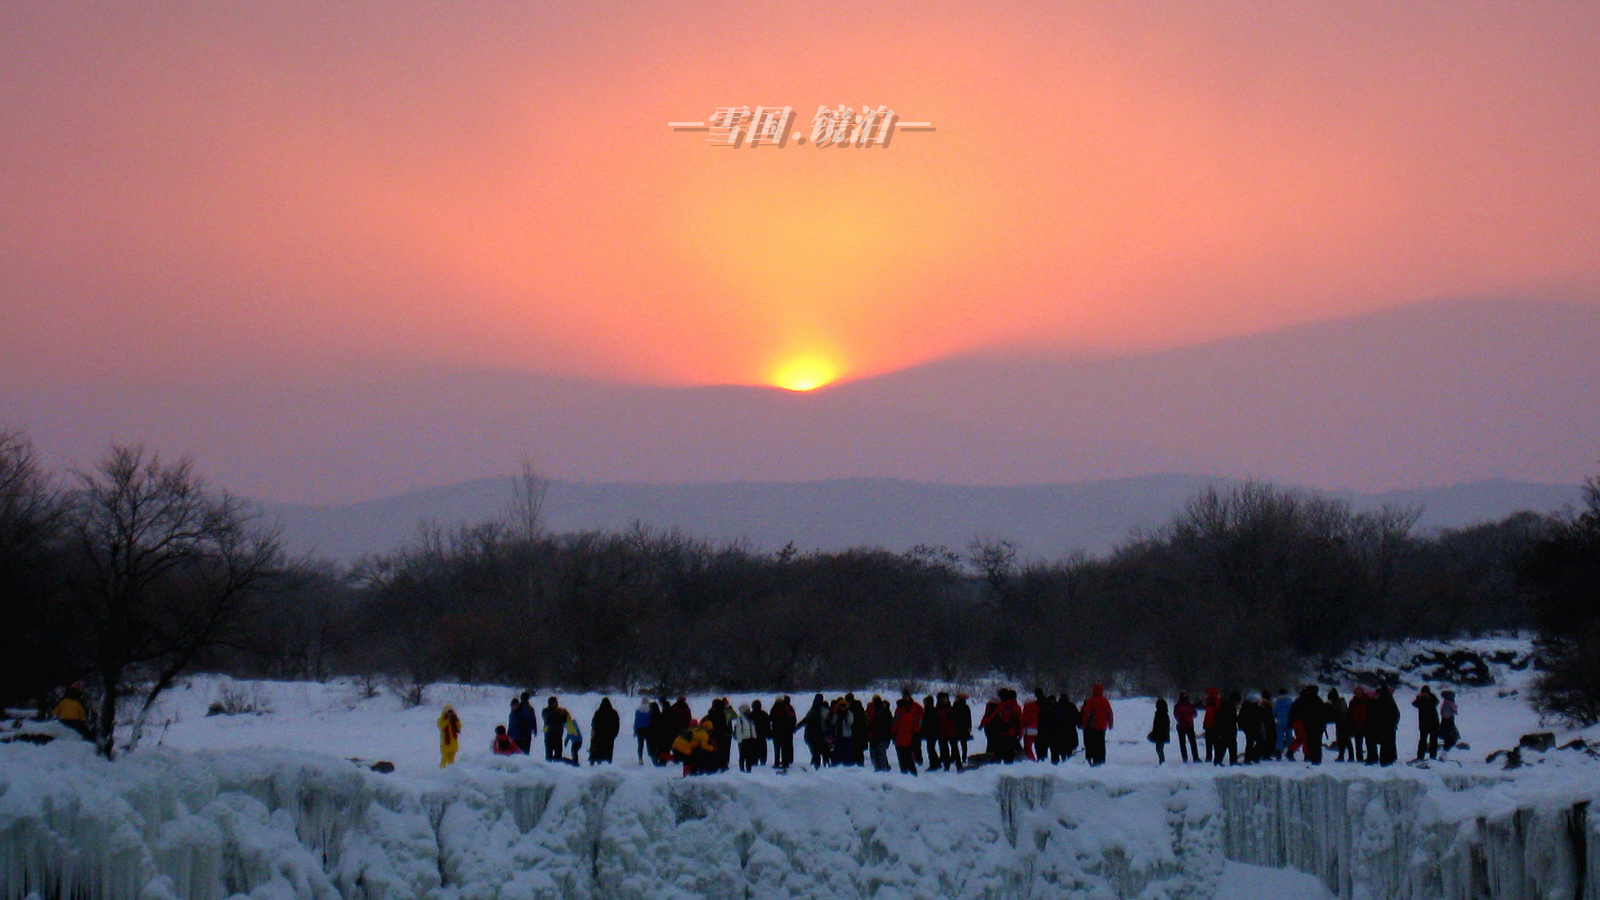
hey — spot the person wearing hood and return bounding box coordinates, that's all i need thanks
[735,703,761,772]
[633,700,653,764]
[1439,690,1460,758]
[1081,684,1113,766]
[590,697,620,764]
[438,706,462,768]
[509,693,536,755]
[1173,693,1199,763]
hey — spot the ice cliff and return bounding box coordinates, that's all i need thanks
[2,742,1595,900]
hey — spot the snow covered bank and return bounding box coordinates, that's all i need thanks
[4,741,1597,900]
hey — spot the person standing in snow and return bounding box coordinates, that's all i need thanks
[1149,698,1171,764]
[634,700,653,764]
[1057,692,1080,760]
[735,703,761,772]
[802,693,828,768]
[868,695,893,772]
[1237,693,1262,763]
[1439,690,1460,758]
[770,696,797,770]
[982,689,1023,763]
[542,698,567,761]
[1201,688,1221,763]
[1368,686,1400,766]
[1173,693,1199,763]
[438,705,462,768]
[919,693,941,769]
[590,697,620,764]
[952,693,974,764]
[1412,685,1440,761]
[1038,694,1064,764]
[563,709,583,764]
[1348,688,1370,762]
[892,696,921,775]
[749,699,771,767]
[709,698,733,771]
[1272,689,1293,759]
[1213,692,1239,766]
[1328,689,1352,762]
[1081,685,1113,765]
[1021,690,1043,761]
[509,693,536,755]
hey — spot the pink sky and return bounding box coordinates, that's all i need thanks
[3,2,1597,391]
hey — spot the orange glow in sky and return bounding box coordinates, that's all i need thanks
[2,2,1599,390]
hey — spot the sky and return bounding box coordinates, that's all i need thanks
[3,1,1598,393]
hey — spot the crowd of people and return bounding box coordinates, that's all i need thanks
[437,681,1461,774]
[1155,683,1462,767]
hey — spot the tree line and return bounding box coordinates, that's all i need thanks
[2,426,1597,759]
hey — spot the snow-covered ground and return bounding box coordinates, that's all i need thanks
[4,638,1598,900]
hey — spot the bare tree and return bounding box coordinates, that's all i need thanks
[66,447,282,758]
[0,429,66,712]
[507,457,550,541]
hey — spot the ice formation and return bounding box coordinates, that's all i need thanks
[3,739,1596,900]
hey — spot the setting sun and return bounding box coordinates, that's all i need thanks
[771,357,839,392]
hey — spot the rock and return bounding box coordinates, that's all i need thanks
[369,760,395,774]
[1518,732,1555,752]
[1559,739,1590,752]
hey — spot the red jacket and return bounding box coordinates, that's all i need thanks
[1021,701,1040,730]
[983,699,1023,737]
[1202,689,1220,729]
[1082,685,1114,731]
[1174,699,1197,729]
[892,706,921,746]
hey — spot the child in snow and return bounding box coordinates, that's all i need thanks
[438,706,462,767]
[1439,690,1460,758]
[563,711,583,764]
[491,725,521,756]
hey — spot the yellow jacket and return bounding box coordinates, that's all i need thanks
[54,698,87,722]
[438,708,461,751]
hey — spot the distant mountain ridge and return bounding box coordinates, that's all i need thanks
[6,298,1598,504]
[260,474,1585,563]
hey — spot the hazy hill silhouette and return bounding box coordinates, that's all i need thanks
[260,474,1585,563]
[5,299,1597,505]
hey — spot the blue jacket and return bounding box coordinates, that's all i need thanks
[634,708,652,733]
[509,703,537,745]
